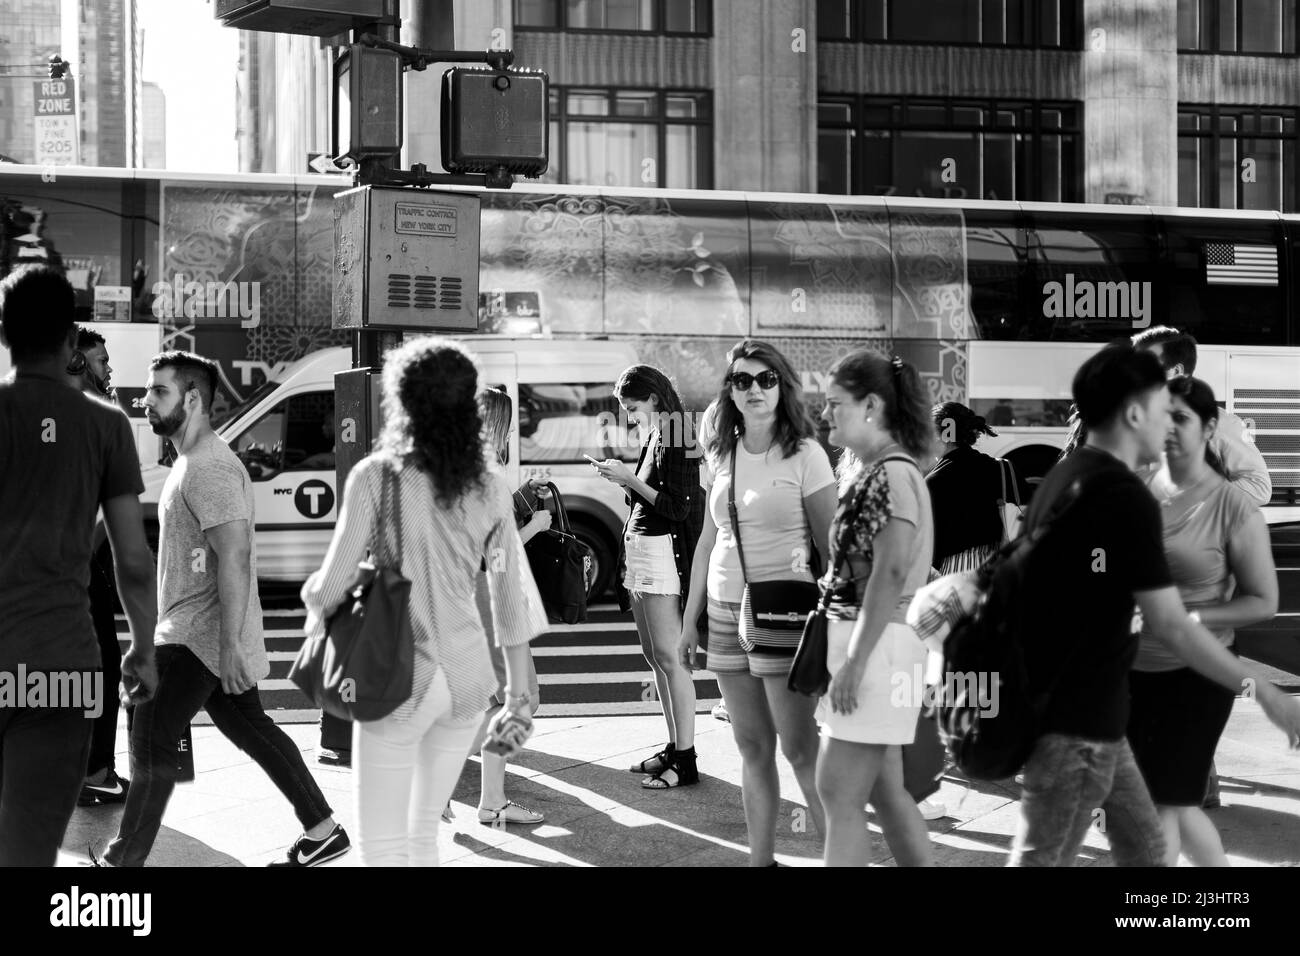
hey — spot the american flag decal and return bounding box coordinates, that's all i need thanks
[1204,243,1278,286]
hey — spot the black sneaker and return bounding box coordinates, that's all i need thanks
[268,824,351,867]
[79,769,129,806]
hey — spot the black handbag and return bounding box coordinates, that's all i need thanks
[787,454,911,697]
[525,482,594,625]
[290,461,415,722]
[728,445,820,654]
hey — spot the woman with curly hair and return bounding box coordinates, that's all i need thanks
[302,337,549,866]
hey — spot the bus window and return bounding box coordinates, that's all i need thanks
[1026,210,1160,341]
[888,204,979,339]
[1158,216,1284,346]
[601,193,750,338]
[747,199,892,335]
[963,209,1029,341]
[518,383,639,464]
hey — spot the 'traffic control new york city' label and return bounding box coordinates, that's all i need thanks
[394,202,458,238]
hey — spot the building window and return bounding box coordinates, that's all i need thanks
[539,88,711,188]
[515,0,710,34]
[1178,0,1298,53]
[1179,105,1298,212]
[817,0,1081,47]
[817,96,1082,202]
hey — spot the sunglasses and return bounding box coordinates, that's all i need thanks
[729,369,781,391]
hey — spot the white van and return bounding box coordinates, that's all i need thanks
[132,337,641,598]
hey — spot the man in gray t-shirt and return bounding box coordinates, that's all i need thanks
[101,351,349,868]
[154,430,268,683]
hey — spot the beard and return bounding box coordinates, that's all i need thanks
[149,404,187,437]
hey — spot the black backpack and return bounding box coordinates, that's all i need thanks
[935,475,1094,781]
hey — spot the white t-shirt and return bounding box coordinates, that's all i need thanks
[705,437,836,603]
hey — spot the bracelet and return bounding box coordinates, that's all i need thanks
[506,691,531,708]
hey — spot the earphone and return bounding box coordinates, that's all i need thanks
[66,349,87,376]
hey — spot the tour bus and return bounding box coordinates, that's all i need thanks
[4,166,1299,551]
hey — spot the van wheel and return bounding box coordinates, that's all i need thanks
[570,519,615,603]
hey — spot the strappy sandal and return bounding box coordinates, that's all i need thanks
[642,748,699,790]
[629,742,675,775]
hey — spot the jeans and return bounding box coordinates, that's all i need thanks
[1009,732,1166,867]
[0,705,92,866]
[86,555,122,776]
[104,644,333,867]
[354,667,479,867]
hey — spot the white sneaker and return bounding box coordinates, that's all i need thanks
[917,799,947,821]
[711,702,730,723]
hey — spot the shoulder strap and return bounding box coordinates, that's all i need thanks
[376,458,403,569]
[727,443,750,585]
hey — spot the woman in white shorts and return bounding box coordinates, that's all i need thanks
[817,351,936,867]
[590,366,704,789]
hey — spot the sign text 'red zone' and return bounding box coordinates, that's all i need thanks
[393,203,458,238]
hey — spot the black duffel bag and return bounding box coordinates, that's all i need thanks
[525,482,594,625]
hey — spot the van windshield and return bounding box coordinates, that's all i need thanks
[213,379,280,434]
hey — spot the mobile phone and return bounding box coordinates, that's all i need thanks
[483,712,532,756]
[582,453,602,465]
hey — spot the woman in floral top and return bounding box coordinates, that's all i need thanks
[817,351,937,867]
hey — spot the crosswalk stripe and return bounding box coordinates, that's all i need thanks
[538,671,719,685]
[533,645,644,657]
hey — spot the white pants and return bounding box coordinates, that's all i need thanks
[353,668,480,866]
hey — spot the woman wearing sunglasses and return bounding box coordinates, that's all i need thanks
[679,340,837,865]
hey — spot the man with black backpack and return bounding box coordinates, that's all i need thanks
[1007,343,1300,867]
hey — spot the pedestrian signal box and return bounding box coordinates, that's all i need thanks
[333,186,481,332]
[441,68,549,179]
[214,0,385,36]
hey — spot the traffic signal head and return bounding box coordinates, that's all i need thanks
[334,44,402,163]
[48,55,68,79]
[441,68,549,182]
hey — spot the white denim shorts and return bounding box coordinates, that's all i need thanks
[622,532,680,596]
[817,620,928,745]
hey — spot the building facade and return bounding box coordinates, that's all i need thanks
[0,0,63,164]
[142,79,165,168]
[234,0,1300,212]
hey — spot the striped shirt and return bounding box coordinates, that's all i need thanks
[301,453,548,722]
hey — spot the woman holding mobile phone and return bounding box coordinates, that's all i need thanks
[590,365,705,789]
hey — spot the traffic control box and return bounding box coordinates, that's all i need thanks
[332,185,480,331]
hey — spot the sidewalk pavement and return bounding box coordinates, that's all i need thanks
[58,696,1300,867]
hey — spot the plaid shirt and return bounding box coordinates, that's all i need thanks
[615,432,705,613]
